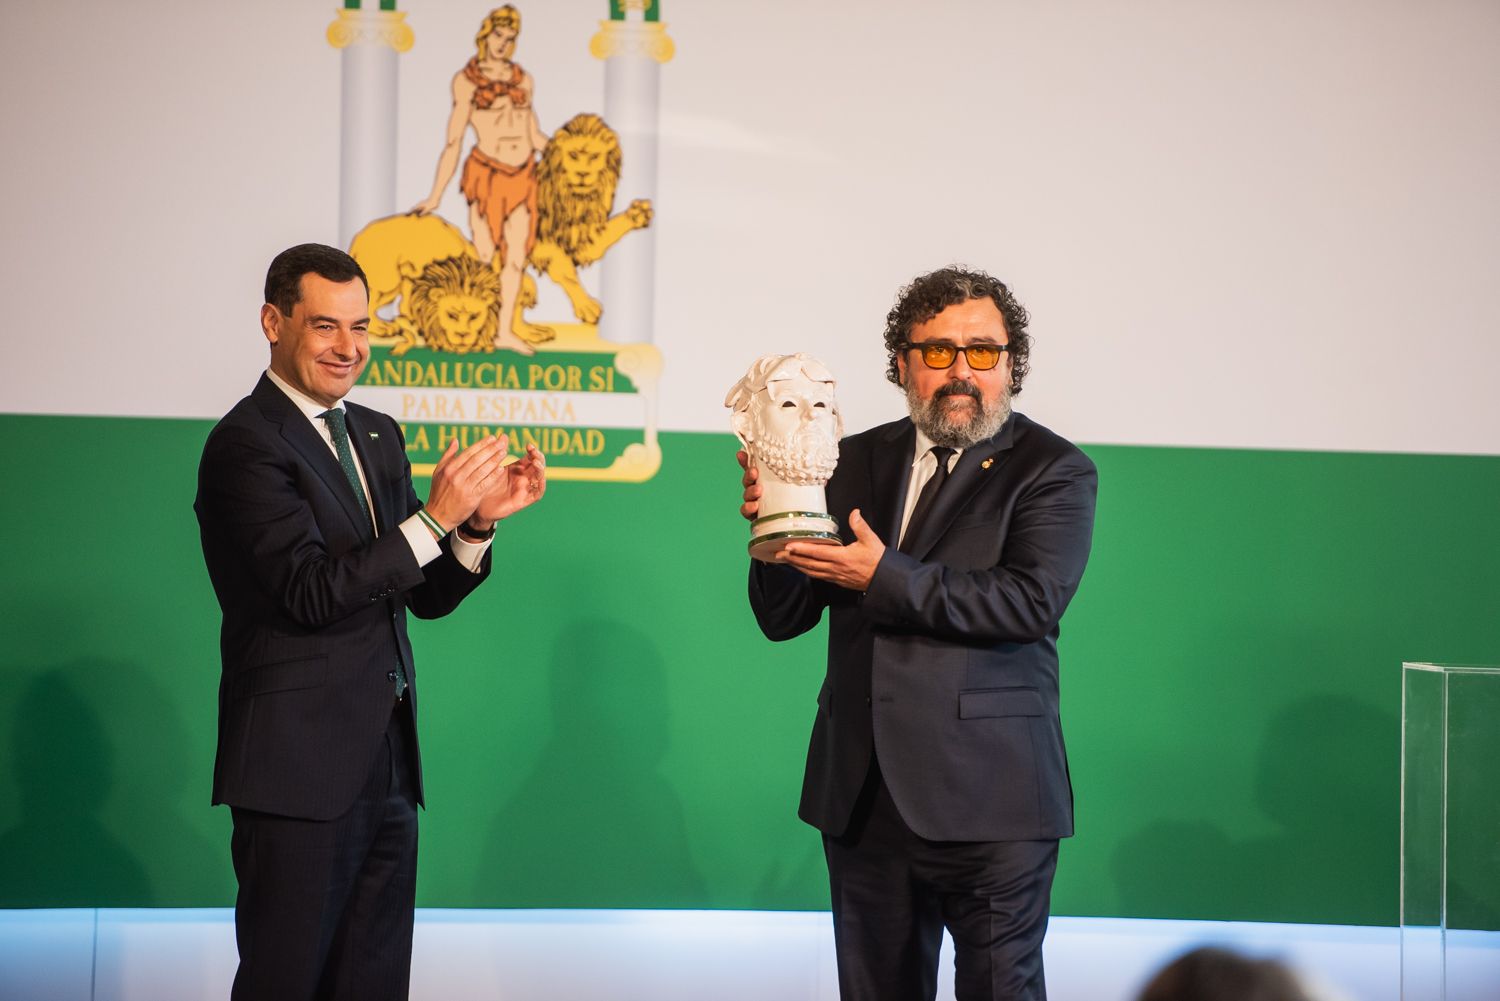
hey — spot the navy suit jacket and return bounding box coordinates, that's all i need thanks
[750,412,1097,842]
[195,375,490,820]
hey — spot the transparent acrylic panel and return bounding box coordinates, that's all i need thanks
[1402,664,1445,998]
[1401,663,1500,1001]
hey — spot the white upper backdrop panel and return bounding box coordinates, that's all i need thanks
[2,0,1496,455]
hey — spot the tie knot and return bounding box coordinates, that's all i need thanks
[320,408,348,439]
[930,446,954,472]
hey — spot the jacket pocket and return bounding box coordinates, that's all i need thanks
[958,687,1044,719]
[238,655,327,697]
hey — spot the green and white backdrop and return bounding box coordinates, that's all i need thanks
[2,0,1498,941]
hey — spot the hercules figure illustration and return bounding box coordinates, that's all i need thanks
[411,5,548,354]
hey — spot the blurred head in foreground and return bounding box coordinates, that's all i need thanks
[1137,946,1314,1001]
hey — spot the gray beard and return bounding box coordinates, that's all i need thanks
[754,431,840,486]
[906,381,1011,449]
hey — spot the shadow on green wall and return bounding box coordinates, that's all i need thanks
[747,826,827,911]
[1111,694,1395,925]
[0,669,154,905]
[0,656,227,907]
[476,619,708,906]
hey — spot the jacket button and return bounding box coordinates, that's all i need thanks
[387,670,397,682]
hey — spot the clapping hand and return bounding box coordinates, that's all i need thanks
[468,438,547,530]
[425,436,508,531]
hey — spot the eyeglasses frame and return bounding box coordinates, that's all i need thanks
[899,340,1012,371]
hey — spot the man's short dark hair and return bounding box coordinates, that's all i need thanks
[264,244,370,317]
[882,266,1032,396]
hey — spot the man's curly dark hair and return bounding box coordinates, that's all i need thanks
[883,266,1031,396]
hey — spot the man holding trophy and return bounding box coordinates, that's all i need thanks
[732,267,1098,1001]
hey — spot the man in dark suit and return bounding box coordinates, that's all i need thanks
[195,244,546,1000]
[739,267,1097,1001]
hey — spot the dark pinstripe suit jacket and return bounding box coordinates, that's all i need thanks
[750,412,1097,842]
[195,375,490,820]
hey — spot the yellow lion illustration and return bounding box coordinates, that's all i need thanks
[348,113,650,352]
[349,213,478,347]
[522,112,653,328]
[401,256,503,355]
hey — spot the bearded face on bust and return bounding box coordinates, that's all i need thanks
[750,404,840,485]
[726,353,843,489]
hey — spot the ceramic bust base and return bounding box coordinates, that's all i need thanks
[749,480,841,562]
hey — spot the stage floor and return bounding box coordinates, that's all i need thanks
[2,908,1497,1000]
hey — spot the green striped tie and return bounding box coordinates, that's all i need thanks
[319,408,372,535]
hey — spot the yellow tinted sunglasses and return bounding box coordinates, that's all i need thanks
[902,341,1010,371]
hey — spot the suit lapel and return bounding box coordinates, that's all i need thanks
[253,376,373,539]
[868,421,916,545]
[903,415,1018,562]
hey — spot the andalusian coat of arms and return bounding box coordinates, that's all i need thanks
[330,3,674,480]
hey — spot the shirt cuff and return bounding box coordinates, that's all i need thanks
[399,514,443,568]
[447,529,493,573]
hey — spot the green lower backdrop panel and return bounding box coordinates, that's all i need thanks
[0,414,1497,923]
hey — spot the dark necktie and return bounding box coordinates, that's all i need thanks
[321,409,408,700]
[899,446,954,553]
[320,408,373,536]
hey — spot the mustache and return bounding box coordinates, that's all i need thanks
[935,382,981,401]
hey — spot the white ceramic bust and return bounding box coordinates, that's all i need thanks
[725,353,844,559]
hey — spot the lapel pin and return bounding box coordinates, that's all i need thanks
[369,432,380,439]
[981,457,994,469]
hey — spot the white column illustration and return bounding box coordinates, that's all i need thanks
[590,1,674,344]
[327,3,415,249]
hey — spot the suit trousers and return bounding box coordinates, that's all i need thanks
[823,756,1058,1001]
[230,700,420,1001]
